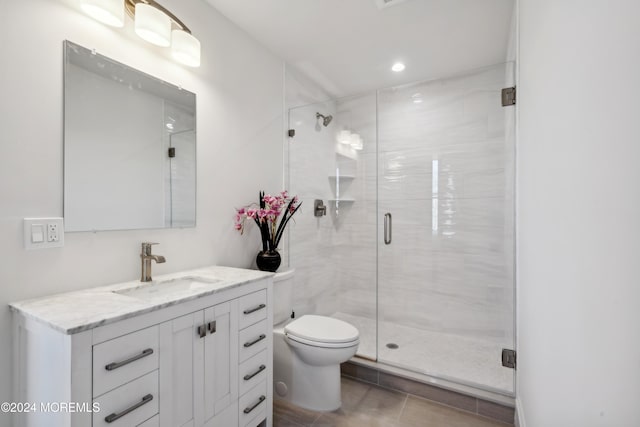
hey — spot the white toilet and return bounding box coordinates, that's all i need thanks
[272,269,360,411]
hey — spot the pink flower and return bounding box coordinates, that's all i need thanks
[233,191,301,248]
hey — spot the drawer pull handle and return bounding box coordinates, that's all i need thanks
[244,334,266,348]
[243,395,266,414]
[243,303,266,315]
[243,364,266,381]
[105,348,154,371]
[104,393,153,423]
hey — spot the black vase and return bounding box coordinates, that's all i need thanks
[256,250,281,272]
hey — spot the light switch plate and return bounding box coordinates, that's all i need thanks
[24,218,64,250]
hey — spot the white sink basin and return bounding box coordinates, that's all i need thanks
[115,276,222,300]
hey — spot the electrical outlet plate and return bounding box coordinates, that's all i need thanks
[24,218,64,250]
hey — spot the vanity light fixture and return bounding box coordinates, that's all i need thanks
[81,0,201,68]
[134,2,171,46]
[81,0,124,27]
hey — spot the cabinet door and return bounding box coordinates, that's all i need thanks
[159,311,204,427]
[203,300,239,424]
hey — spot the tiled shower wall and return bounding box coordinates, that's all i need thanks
[288,62,514,355]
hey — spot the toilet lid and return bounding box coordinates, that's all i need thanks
[285,315,359,344]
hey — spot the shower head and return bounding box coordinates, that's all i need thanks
[316,112,333,127]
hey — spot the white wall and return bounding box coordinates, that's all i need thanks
[517,0,640,425]
[284,65,331,110]
[0,0,284,420]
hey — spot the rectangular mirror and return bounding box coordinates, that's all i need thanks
[64,40,196,232]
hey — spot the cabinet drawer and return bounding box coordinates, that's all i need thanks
[239,350,268,396]
[239,319,268,363]
[238,290,267,329]
[138,414,159,427]
[93,370,158,427]
[93,326,159,397]
[238,381,267,427]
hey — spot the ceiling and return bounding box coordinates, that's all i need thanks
[206,0,515,98]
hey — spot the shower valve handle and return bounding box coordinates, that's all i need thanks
[314,199,327,217]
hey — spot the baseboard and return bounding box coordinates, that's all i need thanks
[515,396,526,427]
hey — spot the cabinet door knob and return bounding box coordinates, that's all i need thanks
[207,321,216,334]
[197,325,207,338]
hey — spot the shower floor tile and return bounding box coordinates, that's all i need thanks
[332,312,513,393]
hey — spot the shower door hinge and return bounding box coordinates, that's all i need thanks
[502,86,516,106]
[502,348,517,369]
[288,129,295,137]
[168,147,176,158]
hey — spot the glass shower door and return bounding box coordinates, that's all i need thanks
[377,63,516,393]
[287,94,378,360]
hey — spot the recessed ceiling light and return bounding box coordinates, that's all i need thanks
[392,62,406,72]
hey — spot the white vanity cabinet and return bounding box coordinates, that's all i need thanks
[159,301,239,427]
[11,267,273,427]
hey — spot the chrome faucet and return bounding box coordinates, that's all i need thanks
[140,242,166,282]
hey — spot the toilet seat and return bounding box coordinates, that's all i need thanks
[285,315,359,348]
[286,333,359,349]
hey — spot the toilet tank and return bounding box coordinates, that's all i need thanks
[273,269,294,324]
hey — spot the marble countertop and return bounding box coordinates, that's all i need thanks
[9,266,273,335]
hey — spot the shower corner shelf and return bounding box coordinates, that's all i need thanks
[328,198,355,203]
[328,175,356,181]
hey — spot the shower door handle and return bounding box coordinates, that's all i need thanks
[384,213,392,245]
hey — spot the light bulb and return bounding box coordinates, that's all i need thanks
[171,30,201,68]
[81,0,124,27]
[135,3,171,47]
[392,62,406,72]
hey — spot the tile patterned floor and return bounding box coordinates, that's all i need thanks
[332,312,514,392]
[274,377,512,427]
